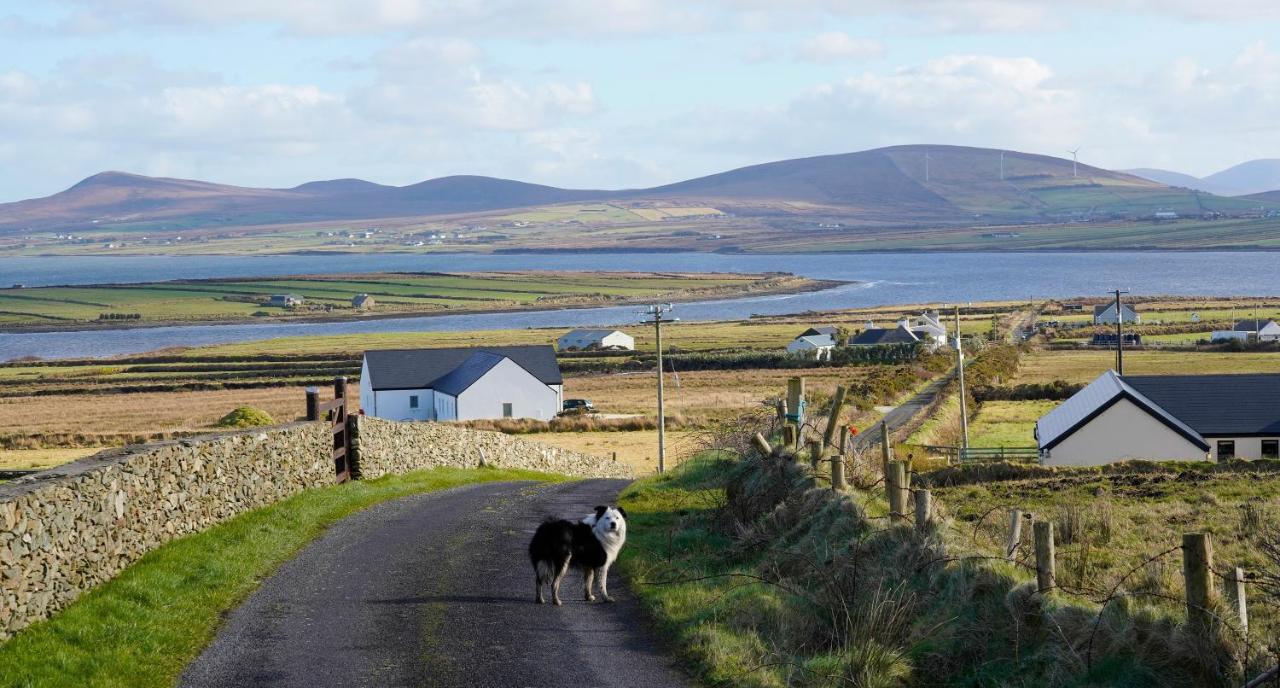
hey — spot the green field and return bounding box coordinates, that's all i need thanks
[0,271,815,329]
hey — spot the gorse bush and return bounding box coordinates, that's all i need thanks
[214,406,276,428]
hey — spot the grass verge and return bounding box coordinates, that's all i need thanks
[0,466,566,688]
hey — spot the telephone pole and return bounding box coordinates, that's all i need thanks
[641,304,677,473]
[1111,289,1129,375]
[955,306,969,449]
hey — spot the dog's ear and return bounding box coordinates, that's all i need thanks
[615,506,627,520]
[594,505,607,519]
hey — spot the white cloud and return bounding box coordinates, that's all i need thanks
[797,32,884,62]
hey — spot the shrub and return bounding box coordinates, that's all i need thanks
[214,406,276,428]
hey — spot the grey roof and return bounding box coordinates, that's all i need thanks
[560,328,625,339]
[363,345,561,391]
[1123,374,1280,437]
[1233,319,1277,331]
[1036,370,1207,451]
[791,334,835,348]
[848,325,919,346]
[1093,303,1138,317]
[798,326,839,338]
[431,351,505,396]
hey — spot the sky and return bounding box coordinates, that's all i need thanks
[1,1,1279,202]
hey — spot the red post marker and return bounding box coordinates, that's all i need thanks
[849,427,859,436]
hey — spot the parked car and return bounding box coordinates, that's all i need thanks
[561,399,595,415]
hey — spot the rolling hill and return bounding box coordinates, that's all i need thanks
[0,145,1270,235]
[1125,159,1280,196]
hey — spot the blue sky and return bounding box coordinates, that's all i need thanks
[2,1,1278,202]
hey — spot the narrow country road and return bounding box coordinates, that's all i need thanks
[180,480,689,688]
[851,373,954,454]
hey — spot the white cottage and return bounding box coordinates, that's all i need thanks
[556,329,635,351]
[787,334,835,360]
[1211,319,1280,343]
[360,346,563,422]
[1036,370,1280,465]
[1093,303,1141,325]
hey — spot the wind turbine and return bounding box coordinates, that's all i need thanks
[1067,147,1080,178]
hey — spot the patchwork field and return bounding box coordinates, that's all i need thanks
[0,271,824,329]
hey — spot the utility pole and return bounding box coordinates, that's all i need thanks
[641,304,677,473]
[1111,289,1129,375]
[955,306,969,449]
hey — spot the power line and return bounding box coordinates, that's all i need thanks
[640,303,678,473]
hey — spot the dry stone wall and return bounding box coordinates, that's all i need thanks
[353,416,632,480]
[0,417,629,642]
[0,423,330,641]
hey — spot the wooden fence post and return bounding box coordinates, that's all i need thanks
[808,440,822,470]
[1183,532,1215,633]
[782,425,798,452]
[822,385,848,449]
[786,377,805,448]
[880,420,892,475]
[831,455,846,492]
[1006,509,1024,560]
[1034,521,1056,593]
[838,424,849,456]
[305,386,320,421]
[1227,565,1248,633]
[915,489,932,532]
[752,433,774,457]
[887,460,908,523]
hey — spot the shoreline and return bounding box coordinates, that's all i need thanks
[0,276,847,335]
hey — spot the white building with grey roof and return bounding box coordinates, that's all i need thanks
[360,346,563,422]
[556,329,635,351]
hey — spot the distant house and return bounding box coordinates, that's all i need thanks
[1090,333,1142,347]
[268,294,304,307]
[556,329,635,351]
[1153,211,1179,221]
[1061,303,1084,312]
[360,346,563,422]
[351,293,375,310]
[1036,370,1280,465]
[1211,319,1280,343]
[1093,303,1140,325]
[848,324,920,346]
[904,311,948,348]
[797,326,841,342]
[787,334,836,360]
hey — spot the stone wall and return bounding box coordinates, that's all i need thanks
[0,423,330,640]
[0,418,629,641]
[353,416,632,480]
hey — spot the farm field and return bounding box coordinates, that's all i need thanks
[526,429,701,475]
[1012,349,1280,385]
[0,448,100,470]
[0,271,824,329]
[966,400,1056,448]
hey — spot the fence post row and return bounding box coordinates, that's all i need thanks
[1006,509,1024,561]
[887,460,908,523]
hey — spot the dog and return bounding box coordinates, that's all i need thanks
[528,505,628,606]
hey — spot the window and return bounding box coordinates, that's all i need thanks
[1263,440,1279,460]
[502,403,513,418]
[1217,440,1235,461]
[409,395,419,409]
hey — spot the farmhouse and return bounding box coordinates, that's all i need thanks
[1036,370,1280,465]
[787,334,836,360]
[1211,319,1280,343]
[351,293,375,310]
[556,329,635,351]
[904,311,948,348]
[268,294,304,307]
[848,324,920,346]
[359,346,563,422]
[1093,303,1140,325]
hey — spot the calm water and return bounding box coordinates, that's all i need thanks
[2,251,1279,361]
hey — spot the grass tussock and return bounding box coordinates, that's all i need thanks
[621,434,1269,687]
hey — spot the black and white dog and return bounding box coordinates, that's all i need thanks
[528,505,628,606]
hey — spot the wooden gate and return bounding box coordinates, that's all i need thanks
[312,377,352,483]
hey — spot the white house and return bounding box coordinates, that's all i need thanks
[787,334,835,360]
[848,324,920,346]
[1093,303,1141,325]
[556,329,635,351]
[1036,370,1280,465]
[1211,319,1280,343]
[904,311,948,348]
[360,346,563,422]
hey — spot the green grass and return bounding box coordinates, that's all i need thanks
[967,400,1056,448]
[0,467,566,688]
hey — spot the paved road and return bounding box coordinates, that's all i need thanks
[851,373,954,454]
[181,480,688,688]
